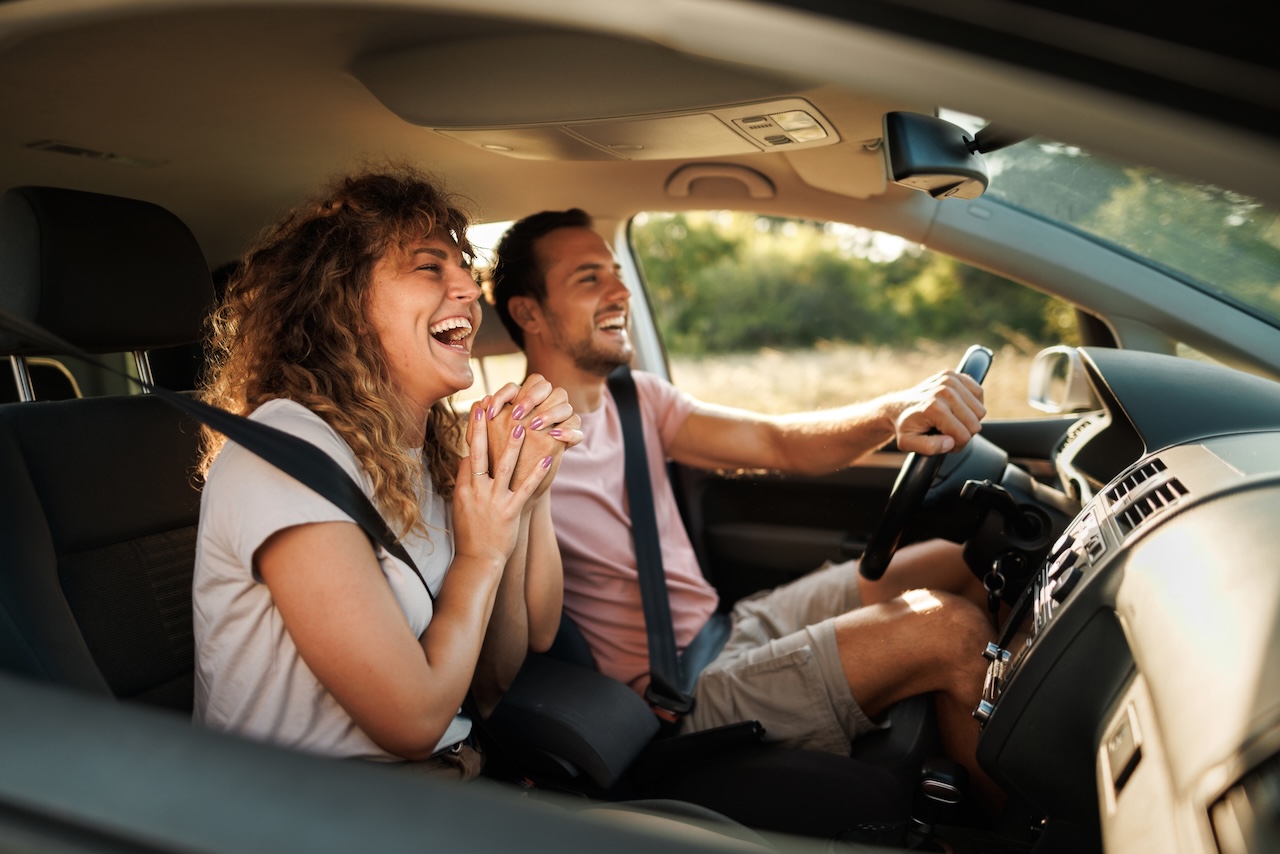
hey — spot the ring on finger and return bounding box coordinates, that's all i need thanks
[472,470,488,477]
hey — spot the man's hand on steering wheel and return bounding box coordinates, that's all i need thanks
[890,368,987,456]
[860,345,994,580]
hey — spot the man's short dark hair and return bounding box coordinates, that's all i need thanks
[489,208,593,349]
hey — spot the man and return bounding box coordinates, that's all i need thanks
[488,208,1000,808]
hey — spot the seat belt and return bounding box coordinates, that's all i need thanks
[0,306,433,597]
[607,365,729,721]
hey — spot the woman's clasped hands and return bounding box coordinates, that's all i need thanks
[454,374,581,565]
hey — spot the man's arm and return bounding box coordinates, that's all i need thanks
[667,369,986,476]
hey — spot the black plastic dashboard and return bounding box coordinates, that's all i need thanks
[972,348,1280,851]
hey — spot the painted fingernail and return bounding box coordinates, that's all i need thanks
[548,429,562,438]
[530,417,544,430]
[474,406,484,421]
[513,424,524,439]
[512,405,525,420]
[488,404,498,419]
[541,455,552,468]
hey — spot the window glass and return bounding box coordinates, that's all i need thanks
[463,221,526,405]
[629,211,1080,419]
[942,112,1280,332]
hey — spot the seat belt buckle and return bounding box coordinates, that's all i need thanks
[645,683,694,724]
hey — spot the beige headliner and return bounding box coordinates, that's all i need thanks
[0,2,930,267]
[2,0,1279,274]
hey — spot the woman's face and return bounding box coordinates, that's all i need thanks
[366,231,482,428]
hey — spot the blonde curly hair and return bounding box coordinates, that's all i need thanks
[199,165,475,539]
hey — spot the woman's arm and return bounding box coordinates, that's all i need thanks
[257,403,549,759]
[257,519,504,760]
[469,378,578,715]
[523,494,564,653]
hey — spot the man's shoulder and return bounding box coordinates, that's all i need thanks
[621,369,698,444]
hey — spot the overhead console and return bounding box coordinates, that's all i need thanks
[353,30,844,161]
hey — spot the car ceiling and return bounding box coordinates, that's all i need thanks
[2,0,1279,272]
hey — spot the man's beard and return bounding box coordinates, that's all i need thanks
[548,315,632,376]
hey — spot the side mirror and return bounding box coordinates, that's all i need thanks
[1028,346,1099,413]
[882,112,988,200]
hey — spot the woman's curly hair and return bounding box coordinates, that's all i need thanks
[199,165,475,539]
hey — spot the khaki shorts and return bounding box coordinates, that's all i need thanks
[684,560,884,755]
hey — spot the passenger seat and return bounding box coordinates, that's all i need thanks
[0,186,214,712]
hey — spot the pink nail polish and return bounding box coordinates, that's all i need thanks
[513,424,524,439]
[541,455,552,468]
[488,405,498,419]
[530,417,544,430]
[474,407,483,421]
[512,405,525,420]
[548,429,562,438]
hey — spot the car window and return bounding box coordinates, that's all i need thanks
[628,211,1080,419]
[467,221,526,404]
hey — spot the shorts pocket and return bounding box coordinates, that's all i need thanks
[690,642,851,755]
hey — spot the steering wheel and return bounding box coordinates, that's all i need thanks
[859,345,994,580]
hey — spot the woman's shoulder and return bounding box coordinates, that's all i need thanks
[251,399,353,457]
[210,398,363,484]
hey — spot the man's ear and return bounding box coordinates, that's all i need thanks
[508,295,542,336]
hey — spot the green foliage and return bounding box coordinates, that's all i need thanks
[630,212,1077,356]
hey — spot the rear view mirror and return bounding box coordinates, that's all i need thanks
[882,112,988,200]
[1028,346,1100,413]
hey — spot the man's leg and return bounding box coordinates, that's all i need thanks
[830,589,1003,812]
[859,539,985,607]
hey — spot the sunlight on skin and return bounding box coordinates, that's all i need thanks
[901,588,944,614]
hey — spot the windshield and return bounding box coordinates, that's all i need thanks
[973,128,1280,330]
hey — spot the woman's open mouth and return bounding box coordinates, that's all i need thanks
[429,316,473,352]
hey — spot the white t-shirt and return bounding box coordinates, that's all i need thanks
[192,398,470,760]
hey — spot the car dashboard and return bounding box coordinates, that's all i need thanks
[974,347,1280,854]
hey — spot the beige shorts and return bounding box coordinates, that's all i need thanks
[684,560,884,755]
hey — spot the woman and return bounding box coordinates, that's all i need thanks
[192,166,579,778]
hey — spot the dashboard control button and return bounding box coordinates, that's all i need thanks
[1105,704,1143,793]
[1047,548,1079,580]
[1051,566,1083,602]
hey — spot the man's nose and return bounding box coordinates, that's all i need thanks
[605,273,631,304]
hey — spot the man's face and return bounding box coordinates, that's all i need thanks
[533,226,633,375]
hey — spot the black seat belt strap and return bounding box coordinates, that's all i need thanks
[607,364,692,718]
[0,306,432,598]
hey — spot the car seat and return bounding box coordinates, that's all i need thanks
[0,185,214,710]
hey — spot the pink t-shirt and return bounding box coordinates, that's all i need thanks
[551,371,719,693]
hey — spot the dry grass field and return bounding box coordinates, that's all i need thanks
[668,341,1041,418]
[468,341,1043,419]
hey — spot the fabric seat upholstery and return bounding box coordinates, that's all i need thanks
[0,186,214,713]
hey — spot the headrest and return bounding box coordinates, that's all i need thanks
[473,297,521,360]
[0,186,215,356]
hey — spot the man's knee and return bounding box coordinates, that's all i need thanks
[901,588,988,665]
[917,590,993,689]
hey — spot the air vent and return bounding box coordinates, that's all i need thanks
[1106,458,1167,503]
[1113,477,1189,536]
[24,140,165,168]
